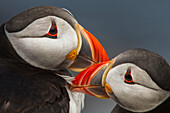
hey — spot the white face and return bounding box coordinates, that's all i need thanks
[106,63,170,112]
[5,16,78,70]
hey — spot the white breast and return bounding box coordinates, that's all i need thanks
[66,88,85,113]
[57,74,85,113]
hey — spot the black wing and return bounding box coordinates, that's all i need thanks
[0,59,70,113]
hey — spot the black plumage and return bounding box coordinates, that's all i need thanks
[6,6,77,33]
[0,8,73,113]
[113,48,170,91]
[111,48,170,113]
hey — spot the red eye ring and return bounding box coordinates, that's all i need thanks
[124,69,134,84]
[45,21,58,38]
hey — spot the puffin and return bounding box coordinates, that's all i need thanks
[71,48,170,113]
[0,6,109,113]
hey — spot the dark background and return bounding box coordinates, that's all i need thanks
[0,0,169,113]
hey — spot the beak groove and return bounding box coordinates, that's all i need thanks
[68,24,109,72]
[70,59,115,99]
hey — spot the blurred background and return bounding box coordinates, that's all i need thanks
[0,0,169,113]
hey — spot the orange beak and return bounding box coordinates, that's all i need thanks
[70,59,115,99]
[68,24,109,72]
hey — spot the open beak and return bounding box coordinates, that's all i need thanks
[70,59,115,99]
[67,24,109,72]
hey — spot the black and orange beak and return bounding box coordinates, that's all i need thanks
[70,59,115,99]
[68,24,109,72]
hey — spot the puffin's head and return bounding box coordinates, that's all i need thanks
[4,6,109,71]
[71,48,170,112]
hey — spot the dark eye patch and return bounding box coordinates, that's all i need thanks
[124,69,134,84]
[49,27,57,35]
[45,21,58,39]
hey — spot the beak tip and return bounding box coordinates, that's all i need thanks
[69,25,109,71]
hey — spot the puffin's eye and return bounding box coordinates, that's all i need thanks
[124,69,134,84]
[49,27,57,34]
[45,21,58,39]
